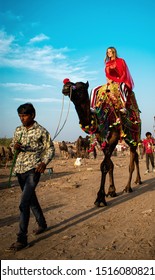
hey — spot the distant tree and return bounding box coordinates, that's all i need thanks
[0,138,12,147]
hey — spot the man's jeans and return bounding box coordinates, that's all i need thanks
[16,168,46,243]
[146,153,154,170]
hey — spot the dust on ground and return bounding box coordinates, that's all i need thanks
[0,144,155,260]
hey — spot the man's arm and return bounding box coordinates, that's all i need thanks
[36,130,55,173]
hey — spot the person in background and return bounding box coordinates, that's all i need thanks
[105,46,134,113]
[143,132,155,174]
[8,103,55,251]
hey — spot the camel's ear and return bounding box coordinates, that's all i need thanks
[86,81,89,88]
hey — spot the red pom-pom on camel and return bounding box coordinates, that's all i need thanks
[63,78,70,84]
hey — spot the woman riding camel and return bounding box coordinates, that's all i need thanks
[105,47,134,113]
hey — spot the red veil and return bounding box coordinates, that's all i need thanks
[105,58,134,90]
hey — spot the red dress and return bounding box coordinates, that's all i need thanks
[105,58,134,90]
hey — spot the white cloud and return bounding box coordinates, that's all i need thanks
[28,33,50,44]
[0,30,14,54]
[0,29,97,82]
[0,82,55,91]
[13,98,64,103]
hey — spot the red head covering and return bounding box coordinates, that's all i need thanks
[63,78,70,84]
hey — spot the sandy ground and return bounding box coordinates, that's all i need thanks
[0,145,155,260]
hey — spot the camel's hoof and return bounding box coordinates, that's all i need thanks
[123,187,133,193]
[134,180,142,185]
[135,181,142,185]
[110,192,117,197]
[106,192,117,198]
[94,201,107,207]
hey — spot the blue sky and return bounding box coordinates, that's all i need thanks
[0,0,155,142]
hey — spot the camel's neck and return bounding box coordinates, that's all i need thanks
[67,83,98,134]
[74,101,98,135]
[74,100,90,126]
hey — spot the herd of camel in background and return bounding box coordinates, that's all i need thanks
[58,135,97,159]
[0,135,130,169]
[0,135,98,169]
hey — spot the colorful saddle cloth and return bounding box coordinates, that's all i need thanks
[90,83,141,146]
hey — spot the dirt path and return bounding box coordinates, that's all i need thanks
[0,150,155,260]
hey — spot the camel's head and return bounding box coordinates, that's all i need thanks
[62,78,91,127]
[62,79,89,105]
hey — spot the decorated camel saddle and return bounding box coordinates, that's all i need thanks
[90,82,141,146]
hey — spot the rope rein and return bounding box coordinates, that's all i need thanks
[52,86,72,141]
[52,95,65,140]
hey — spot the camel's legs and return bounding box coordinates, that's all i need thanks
[124,146,141,192]
[134,149,142,184]
[106,158,117,197]
[94,133,118,207]
[107,132,119,197]
[94,159,108,207]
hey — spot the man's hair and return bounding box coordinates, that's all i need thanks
[145,132,152,137]
[17,103,36,116]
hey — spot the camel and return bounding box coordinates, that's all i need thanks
[76,135,90,158]
[62,80,142,207]
[59,141,69,159]
[0,146,13,168]
[68,145,77,158]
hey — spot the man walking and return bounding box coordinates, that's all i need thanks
[143,132,155,174]
[8,103,55,251]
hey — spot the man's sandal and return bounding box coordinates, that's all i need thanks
[6,241,29,252]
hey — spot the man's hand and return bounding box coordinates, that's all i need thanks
[14,142,22,152]
[35,162,46,173]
